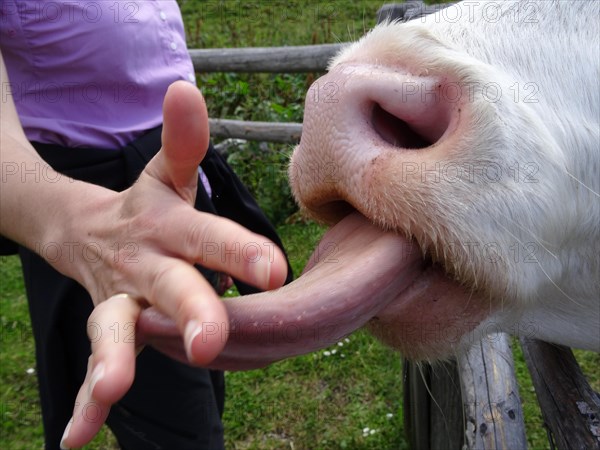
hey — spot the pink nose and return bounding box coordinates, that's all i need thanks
[290,63,462,223]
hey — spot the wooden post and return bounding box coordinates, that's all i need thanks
[458,333,528,449]
[520,338,600,450]
[403,361,431,450]
[429,360,464,449]
[404,334,527,449]
[403,360,465,450]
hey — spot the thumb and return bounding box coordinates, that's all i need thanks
[148,81,210,194]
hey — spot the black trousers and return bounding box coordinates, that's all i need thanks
[16,127,292,449]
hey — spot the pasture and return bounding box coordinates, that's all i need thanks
[1,1,598,449]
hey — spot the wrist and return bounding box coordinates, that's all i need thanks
[37,178,120,288]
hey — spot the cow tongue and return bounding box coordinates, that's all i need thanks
[137,212,425,370]
[211,212,425,370]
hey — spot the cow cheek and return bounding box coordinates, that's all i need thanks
[366,269,492,361]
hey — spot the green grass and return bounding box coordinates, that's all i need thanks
[220,223,408,450]
[2,1,599,449]
[2,230,599,449]
[0,256,43,449]
[222,332,407,450]
[0,225,411,450]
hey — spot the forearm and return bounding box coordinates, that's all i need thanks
[0,138,115,265]
[2,72,290,447]
[0,51,116,282]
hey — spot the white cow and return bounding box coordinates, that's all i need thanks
[288,0,599,359]
[141,0,599,368]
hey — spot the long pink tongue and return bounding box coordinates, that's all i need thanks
[214,212,424,369]
[139,212,425,370]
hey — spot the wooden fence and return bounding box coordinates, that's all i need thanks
[198,43,343,144]
[192,2,600,449]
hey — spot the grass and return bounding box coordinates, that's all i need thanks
[0,224,412,450]
[0,256,43,449]
[0,234,544,450]
[2,229,599,449]
[2,1,599,449]
[220,223,408,450]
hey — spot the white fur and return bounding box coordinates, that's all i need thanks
[294,0,599,354]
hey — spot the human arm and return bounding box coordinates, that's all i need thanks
[1,52,288,447]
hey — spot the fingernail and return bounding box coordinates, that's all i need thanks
[88,362,105,397]
[60,419,72,449]
[252,259,271,289]
[184,320,202,362]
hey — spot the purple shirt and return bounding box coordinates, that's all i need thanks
[0,0,196,149]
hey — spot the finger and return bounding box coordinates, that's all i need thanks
[136,307,188,363]
[146,81,210,199]
[60,294,142,449]
[159,209,288,291]
[143,256,229,365]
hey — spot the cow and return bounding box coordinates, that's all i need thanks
[139,0,599,370]
[285,0,600,360]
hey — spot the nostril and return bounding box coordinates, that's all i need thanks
[371,103,432,149]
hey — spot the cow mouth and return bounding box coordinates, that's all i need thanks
[204,65,497,367]
[138,66,488,369]
[136,206,485,370]
[233,64,488,363]
[209,206,486,369]
[211,211,429,369]
[318,204,487,350]
[283,89,488,361]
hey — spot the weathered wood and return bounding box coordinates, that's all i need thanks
[208,118,302,143]
[403,359,465,450]
[430,360,464,449]
[520,338,600,450]
[458,333,527,449]
[190,44,346,73]
[404,335,526,449]
[403,360,431,450]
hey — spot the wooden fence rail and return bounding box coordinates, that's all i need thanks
[197,44,343,142]
[521,338,600,449]
[208,118,302,144]
[190,43,346,73]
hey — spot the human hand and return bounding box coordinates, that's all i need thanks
[59,81,288,448]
